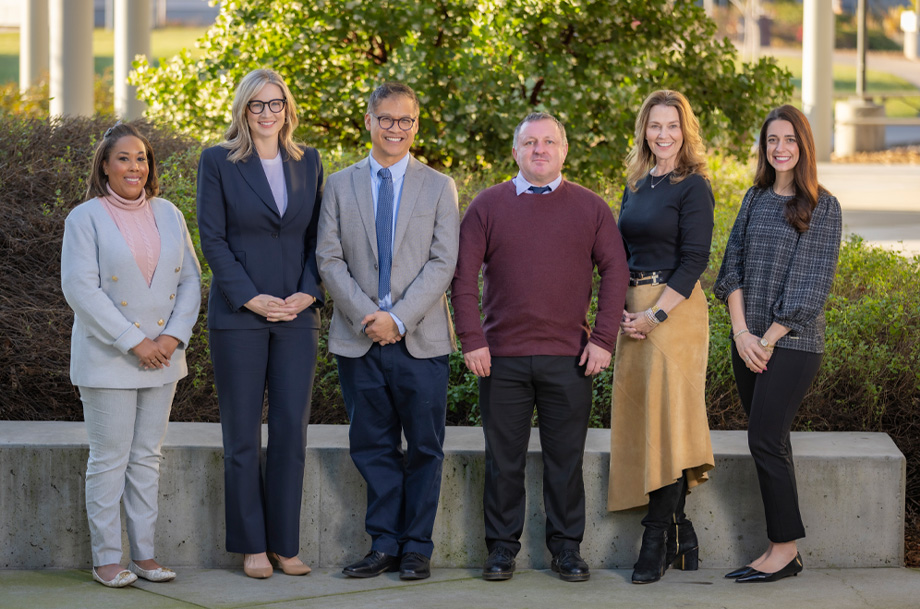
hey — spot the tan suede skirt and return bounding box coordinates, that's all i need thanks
[607,281,714,511]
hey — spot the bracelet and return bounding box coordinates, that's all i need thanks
[645,308,660,326]
[732,329,750,340]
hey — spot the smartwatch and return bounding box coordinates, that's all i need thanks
[651,305,668,323]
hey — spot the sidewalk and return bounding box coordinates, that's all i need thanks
[819,162,920,257]
[3,566,919,609]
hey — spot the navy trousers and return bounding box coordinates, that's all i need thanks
[210,326,318,556]
[337,340,449,557]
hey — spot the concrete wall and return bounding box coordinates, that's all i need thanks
[0,423,905,570]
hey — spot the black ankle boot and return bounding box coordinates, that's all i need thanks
[665,517,699,571]
[631,527,667,584]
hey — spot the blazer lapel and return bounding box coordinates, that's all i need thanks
[350,158,379,261]
[281,154,305,225]
[236,154,280,216]
[392,156,423,259]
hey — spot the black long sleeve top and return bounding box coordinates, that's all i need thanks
[618,172,715,298]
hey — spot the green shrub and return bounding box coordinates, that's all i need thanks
[131,0,792,182]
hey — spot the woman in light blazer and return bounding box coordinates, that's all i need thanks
[197,68,324,579]
[61,122,201,588]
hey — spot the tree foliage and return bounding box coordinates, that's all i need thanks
[132,0,792,180]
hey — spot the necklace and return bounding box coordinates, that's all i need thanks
[649,170,671,189]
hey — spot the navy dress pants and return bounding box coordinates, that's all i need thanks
[210,326,318,556]
[337,340,449,558]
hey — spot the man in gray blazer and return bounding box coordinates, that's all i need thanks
[316,82,459,581]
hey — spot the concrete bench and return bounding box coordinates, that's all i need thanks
[0,422,904,570]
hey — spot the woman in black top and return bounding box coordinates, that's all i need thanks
[715,105,841,583]
[608,90,715,584]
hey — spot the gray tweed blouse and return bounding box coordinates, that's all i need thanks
[714,185,842,354]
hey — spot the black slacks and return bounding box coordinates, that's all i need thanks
[731,343,822,543]
[480,355,593,556]
[210,326,318,556]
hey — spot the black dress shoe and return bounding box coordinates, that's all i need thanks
[736,553,803,583]
[342,550,400,578]
[725,565,755,579]
[551,549,590,582]
[482,546,516,581]
[399,552,431,580]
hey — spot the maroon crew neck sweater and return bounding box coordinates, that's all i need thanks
[451,180,628,357]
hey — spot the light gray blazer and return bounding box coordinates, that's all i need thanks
[61,197,201,388]
[316,156,459,359]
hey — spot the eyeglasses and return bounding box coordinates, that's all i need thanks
[371,114,417,131]
[247,98,286,114]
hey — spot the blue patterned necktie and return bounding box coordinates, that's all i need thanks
[376,167,394,301]
[528,185,551,194]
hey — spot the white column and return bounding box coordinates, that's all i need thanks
[19,0,49,92]
[802,0,834,162]
[49,0,94,117]
[114,0,151,119]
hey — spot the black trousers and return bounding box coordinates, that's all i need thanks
[731,343,822,543]
[480,355,593,556]
[210,326,318,556]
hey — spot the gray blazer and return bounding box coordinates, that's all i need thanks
[61,197,201,388]
[316,156,459,359]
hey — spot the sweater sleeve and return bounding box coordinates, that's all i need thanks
[667,176,714,298]
[589,200,629,352]
[772,193,842,333]
[450,195,489,353]
[714,186,758,302]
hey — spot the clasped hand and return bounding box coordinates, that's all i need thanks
[735,332,772,373]
[132,335,179,370]
[362,311,403,346]
[620,308,656,340]
[245,292,315,322]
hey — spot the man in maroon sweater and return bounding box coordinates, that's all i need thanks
[451,112,629,582]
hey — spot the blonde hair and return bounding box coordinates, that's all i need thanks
[625,90,708,191]
[221,68,303,163]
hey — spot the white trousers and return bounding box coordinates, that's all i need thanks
[79,383,175,566]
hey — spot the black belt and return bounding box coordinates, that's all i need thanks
[628,269,673,286]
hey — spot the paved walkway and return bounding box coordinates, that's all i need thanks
[819,162,920,257]
[3,566,919,609]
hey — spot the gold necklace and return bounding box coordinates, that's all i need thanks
[649,170,671,189]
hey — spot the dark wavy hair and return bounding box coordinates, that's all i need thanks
[86,122,159,199]
[754,105,828,232]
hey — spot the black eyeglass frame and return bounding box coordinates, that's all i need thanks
[247,98,287,114]
[370,113,417,131]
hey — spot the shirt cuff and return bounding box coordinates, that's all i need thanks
[388,312,406,336]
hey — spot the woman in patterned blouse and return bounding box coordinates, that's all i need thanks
[714,105,842,583]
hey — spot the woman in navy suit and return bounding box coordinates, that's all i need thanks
[197,68,324,579]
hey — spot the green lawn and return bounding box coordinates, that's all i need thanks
[0,27,209,84]
[774,56,920,118]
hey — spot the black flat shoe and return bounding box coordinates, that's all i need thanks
[342,550,400,578]
[482,546,516,581]
[725,565,755,579]
[398,552,430,580]
[551,549,590,582]
[736,553,803,583]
